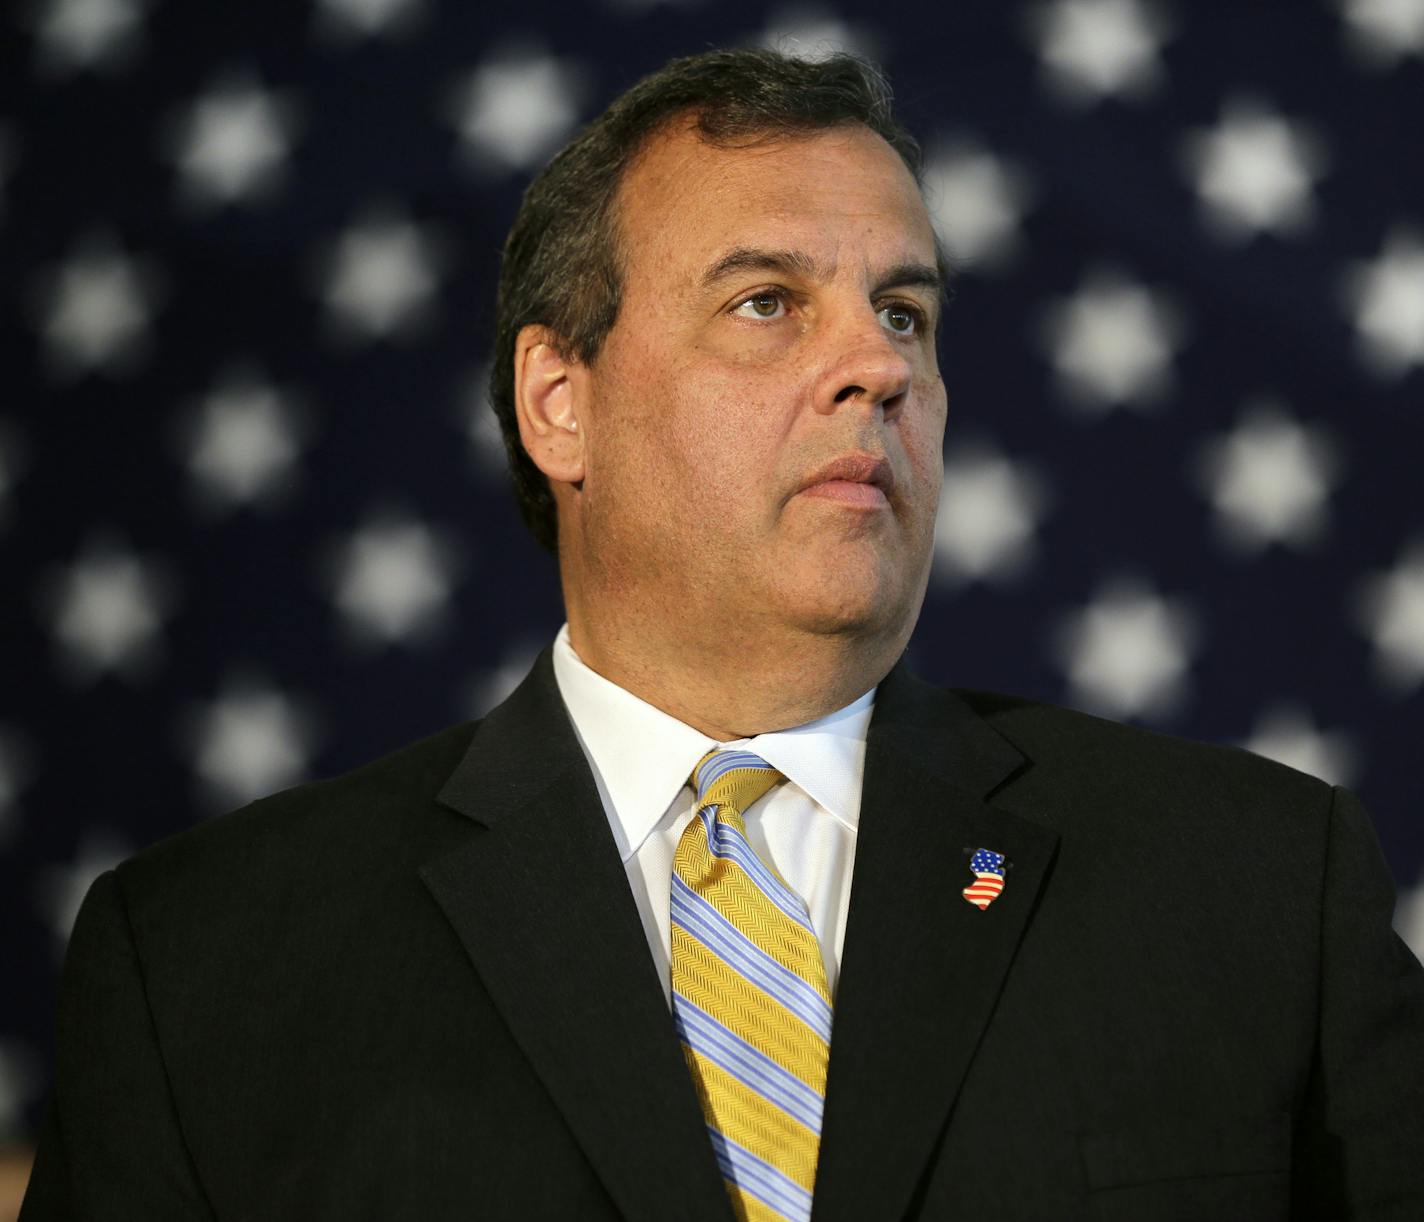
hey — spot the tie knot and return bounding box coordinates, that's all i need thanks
[691,749,783,816]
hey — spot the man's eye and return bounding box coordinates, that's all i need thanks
[879,303,920,335]
[735,292,786,320]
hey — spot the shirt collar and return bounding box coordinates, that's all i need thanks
[552,624,874,863]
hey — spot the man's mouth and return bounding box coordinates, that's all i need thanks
[796,454,894,508]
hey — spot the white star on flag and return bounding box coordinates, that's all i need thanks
[933,445,1049,585]
[448,47,585,174]
[760,5,880,61]
[922,141,1036,272]
[1337,0,1424,66]
[1355,541,1424,691]
[164,74,300,208]
[314,0,425,40]
[1397,881,1424,965]
[1042,267,1185,412]
[1025,0,1172,104]
[183,369,305,511]
[329,511,460,646]
[1241,704,1357,787]
[464,640,543,718]
[43,537,177,683]
[30,0,147,75]
[1180,98,1327,241]
[1055,578,1196,719]
[1194,401,1341,553]
[32,233,163,379]
[185,679,318,808]
[1342,227,1424,377]
[317,209,446,341]
[36,830,131,951]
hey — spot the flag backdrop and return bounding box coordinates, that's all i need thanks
[2,0,1422,1146]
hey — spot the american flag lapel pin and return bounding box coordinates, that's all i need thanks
[962,847,1008,910]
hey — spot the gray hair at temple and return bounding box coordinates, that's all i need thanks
[488,47,939,554]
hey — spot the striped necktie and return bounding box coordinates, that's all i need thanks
[671,748,832,1222]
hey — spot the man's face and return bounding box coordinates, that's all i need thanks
[574,121,948,647]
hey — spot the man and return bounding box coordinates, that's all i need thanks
[20,48,1424,1222]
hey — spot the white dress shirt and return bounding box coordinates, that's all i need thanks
[551,624,872,1006]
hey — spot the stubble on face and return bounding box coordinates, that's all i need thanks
[560,118,947,707]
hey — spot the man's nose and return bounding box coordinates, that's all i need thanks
[811,309,914,418]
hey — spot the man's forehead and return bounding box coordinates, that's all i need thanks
[614,121,937,280]
[621,119,919,207]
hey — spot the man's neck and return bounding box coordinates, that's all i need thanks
[563,611,901,741]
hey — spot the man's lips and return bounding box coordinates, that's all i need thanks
[795,454,894,508]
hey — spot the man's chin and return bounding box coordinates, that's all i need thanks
[772,570,914,641]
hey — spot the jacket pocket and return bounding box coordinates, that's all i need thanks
[1078,1113,1291,1222]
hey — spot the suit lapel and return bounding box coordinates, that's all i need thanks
[419,651,732,1222]
[812,667,1059,1222]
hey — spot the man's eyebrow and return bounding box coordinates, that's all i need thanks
[873,262,944,302]
[698,247,945,303]
[699,246,827,288]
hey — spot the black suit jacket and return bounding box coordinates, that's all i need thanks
[20,653,1424,1220]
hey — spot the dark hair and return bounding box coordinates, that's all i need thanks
[489,48,931,554]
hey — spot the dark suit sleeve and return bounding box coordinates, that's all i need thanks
[19,871,214,1221]
[1291,786,1424,1219]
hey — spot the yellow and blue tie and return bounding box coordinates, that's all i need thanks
[671,749,832,1222]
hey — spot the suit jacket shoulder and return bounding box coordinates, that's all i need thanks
[115,718,480,928]
[953,683,1334,831]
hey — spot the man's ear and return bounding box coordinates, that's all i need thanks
[513,325,585,486]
